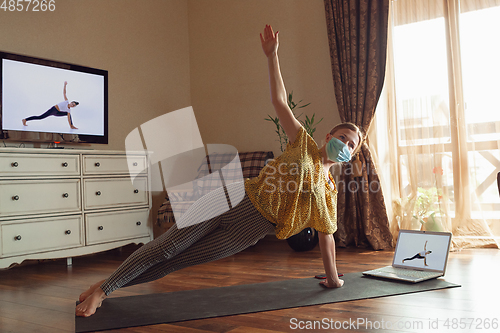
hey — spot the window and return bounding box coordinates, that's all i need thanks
[460,5,500,219]
[387,0,500,238]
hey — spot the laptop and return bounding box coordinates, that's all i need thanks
[362,229,452,283]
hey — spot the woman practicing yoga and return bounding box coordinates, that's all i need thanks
[76,25,364,317]
[22,81,79,129]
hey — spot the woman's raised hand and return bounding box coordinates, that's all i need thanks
[260,24,279,58]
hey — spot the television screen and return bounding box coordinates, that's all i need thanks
[0,51,108,144]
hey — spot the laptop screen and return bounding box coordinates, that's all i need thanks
[392,230,452,272]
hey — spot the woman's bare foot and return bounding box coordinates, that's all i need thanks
[22,119,27,126]
[76,287,106,317]
[79,279,106,303]
[319,278,344,288]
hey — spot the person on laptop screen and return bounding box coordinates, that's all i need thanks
[402,240,432,266]
[21,81,79,129]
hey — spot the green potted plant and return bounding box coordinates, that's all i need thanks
[413,187,446,232]
[265,92,323,152]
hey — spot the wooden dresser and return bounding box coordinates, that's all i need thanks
[0,148,152,268]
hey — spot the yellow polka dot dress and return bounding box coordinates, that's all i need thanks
[245,127,337,239]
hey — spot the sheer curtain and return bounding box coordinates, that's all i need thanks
[375,0,500,249]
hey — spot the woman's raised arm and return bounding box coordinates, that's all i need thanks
[260,25,301,145]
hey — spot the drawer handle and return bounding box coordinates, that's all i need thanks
[12,195,20,201]
[134,189,139,194]
[98,226,104,231]
[62,193,69,198]
[65,230,72,235]
[96,191,101,196]
[95,162,100,167]
[62,162,69,167]
[136,221,142,226]
[14,235,22,241]
[133,162,138,166]
[11,162,19,167]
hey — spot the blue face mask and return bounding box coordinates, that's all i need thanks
[326,137,351,163]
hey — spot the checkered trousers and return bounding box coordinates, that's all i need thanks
[100,182,275,295]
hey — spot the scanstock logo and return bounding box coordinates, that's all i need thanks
[125,106,245,228]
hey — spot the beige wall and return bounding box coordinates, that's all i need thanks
[0,0,191,151]
[0,0,339,154]
[188,0,340,156]
[0,0,191,236]
[1,0,339,233]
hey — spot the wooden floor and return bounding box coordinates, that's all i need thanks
[0,236,498,333]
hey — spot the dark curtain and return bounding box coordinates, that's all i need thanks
[324,0,393,250]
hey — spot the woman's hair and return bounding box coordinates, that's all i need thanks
[329,122,364,157]
[72,101,80,106]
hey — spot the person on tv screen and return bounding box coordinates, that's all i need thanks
[22,81,79,129]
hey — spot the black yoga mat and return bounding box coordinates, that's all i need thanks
[75,272,460,332]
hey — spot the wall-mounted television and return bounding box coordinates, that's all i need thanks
[0,51,108,145]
